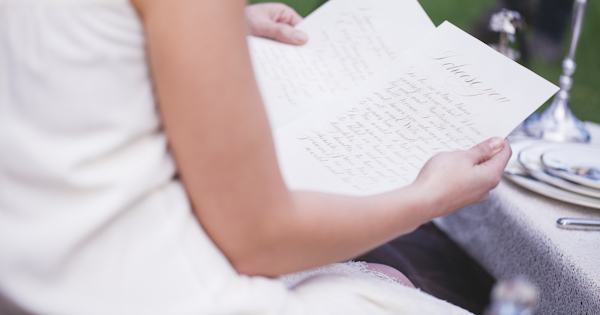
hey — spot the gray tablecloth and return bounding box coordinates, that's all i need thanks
[435,122,600,315]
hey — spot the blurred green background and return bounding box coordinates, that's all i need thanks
[249,0,599,124]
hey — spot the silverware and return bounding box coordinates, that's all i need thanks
[556,218,600,230]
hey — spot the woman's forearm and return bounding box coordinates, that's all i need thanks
[228,187,432,276]
[134,0,510,277]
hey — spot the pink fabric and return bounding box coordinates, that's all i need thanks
[366,263,415,288]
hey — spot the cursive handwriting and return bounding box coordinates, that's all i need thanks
[426,50,510,103]
[293,69,482,191]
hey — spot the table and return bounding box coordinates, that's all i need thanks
[434,122,600,315]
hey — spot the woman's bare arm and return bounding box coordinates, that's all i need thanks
[132,0,511,277]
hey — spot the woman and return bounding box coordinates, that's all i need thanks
[0,0,510,314]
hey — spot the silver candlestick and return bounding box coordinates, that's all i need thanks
[522,0,590,143]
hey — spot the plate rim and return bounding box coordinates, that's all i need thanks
[541,147,600,189]
[517,146,600,198]
[504,173,600,210]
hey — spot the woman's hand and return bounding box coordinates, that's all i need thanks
[245,3,308,45]
[413,137,512,220]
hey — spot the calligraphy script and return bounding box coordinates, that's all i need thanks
[249,0,434,128]
[250,8,392,103]
[426,50,511,103]
[292,70,481,192]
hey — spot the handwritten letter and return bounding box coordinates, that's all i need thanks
[275,22,558,195]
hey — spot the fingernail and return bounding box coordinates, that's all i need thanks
[293,30,308,43]
[488,137,503,151]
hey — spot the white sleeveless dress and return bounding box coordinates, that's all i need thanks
[0,0,471,314]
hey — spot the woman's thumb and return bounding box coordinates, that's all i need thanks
[468,137,505,164]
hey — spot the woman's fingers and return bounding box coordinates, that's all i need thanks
[477,138,512,187]
[273,4,303,26]
[482,139,512,168]
[467,137,505,165]
[245,3,308,45]
[414,138,512,218]
[259,22,308,45]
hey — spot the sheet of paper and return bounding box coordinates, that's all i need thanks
[249,0,435,128]
[274,22,559,196]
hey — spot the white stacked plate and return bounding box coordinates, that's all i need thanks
[542,147,600,189]
[504,141,600,209]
